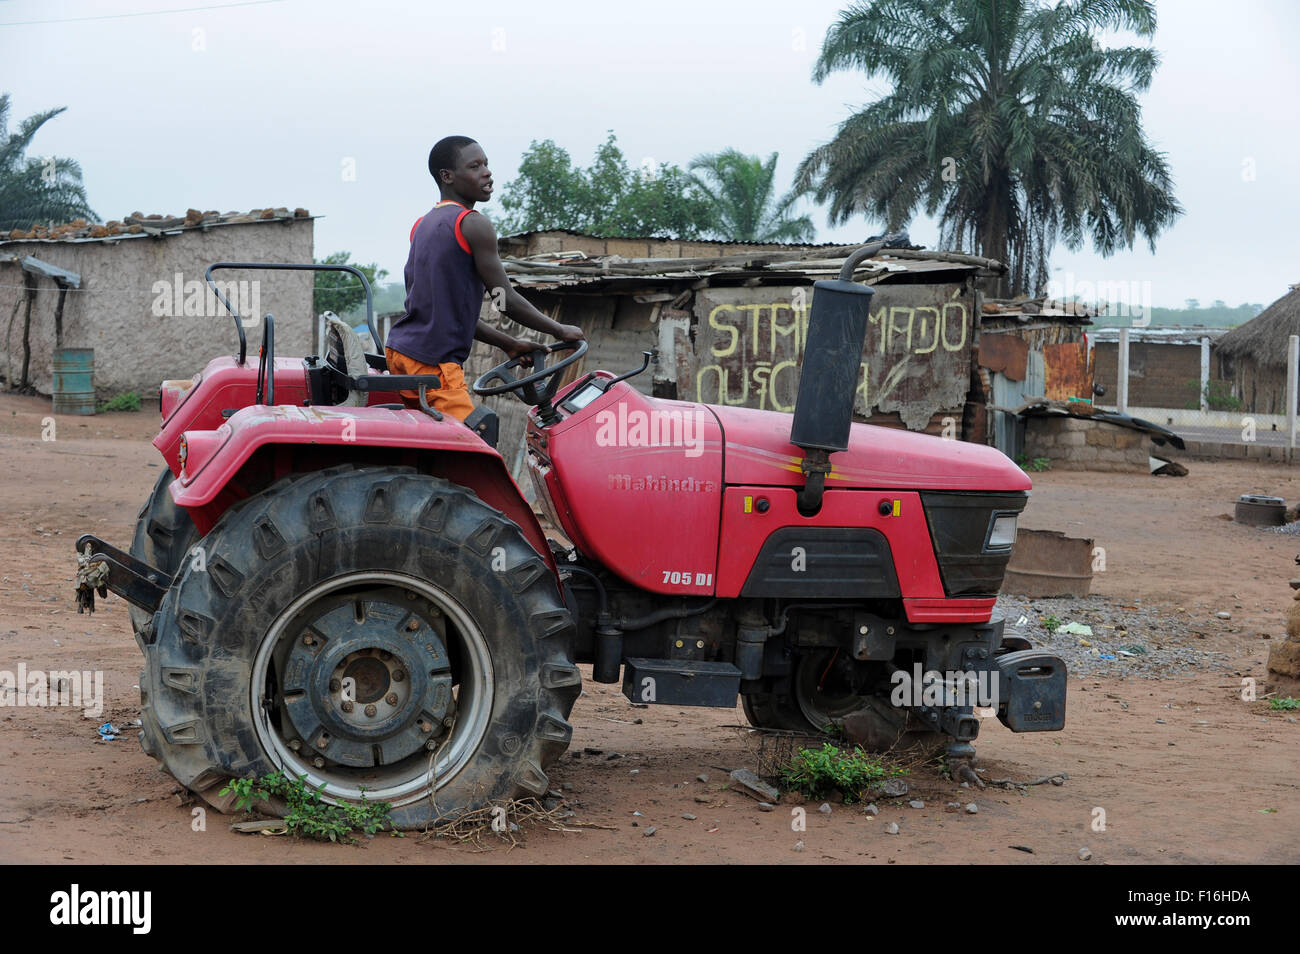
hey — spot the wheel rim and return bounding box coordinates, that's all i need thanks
[250,571,494,808]
[793,650,873,730]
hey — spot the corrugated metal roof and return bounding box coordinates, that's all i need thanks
[1,208,315,247]
[502,247,984,293]
[1088,326,1228,345]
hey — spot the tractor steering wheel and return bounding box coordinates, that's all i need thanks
[472,339,588,408]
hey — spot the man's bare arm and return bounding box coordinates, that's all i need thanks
[461,213,585,342]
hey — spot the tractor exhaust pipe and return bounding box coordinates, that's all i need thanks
[790,232,909,515]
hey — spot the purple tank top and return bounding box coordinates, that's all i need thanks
[386,201,485,366]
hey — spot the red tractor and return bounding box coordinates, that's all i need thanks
[76,240,1065,827]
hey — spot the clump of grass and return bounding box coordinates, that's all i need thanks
[779,742,907,804]
[96,391,141,413]
[1268,696,1300,711]
[1042,615,1062,632]
[219,771,395,843]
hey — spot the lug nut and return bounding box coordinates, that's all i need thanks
[419,720,432,733]
[425,740,438,751]
[329,678,341,693]
[365,704,377,717]
[312,757,325,768]
[288,739,301,751]
[442,716,454,728]
[392,670,406,682]
[385,693,399,706]
[407,619,419,631]
[341,701,354,713]
[302,634,315,645]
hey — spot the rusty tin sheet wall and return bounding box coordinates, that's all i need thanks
[676,281,977,430]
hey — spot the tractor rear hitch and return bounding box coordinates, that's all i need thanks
[73,535,169,615]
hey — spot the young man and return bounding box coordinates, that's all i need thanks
[385,135,584,420]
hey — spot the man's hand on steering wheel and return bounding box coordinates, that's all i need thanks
[503,337,537,367]
[556,323,585,343]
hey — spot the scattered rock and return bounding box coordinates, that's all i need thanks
[1078,847,1093,861]
[696,774,709,783]
[908,799,925,809]
[1217,611,1232,620]
[729,768,780,802]
[944,802,961,813]
[643,826,657,837]
[583,747,603,755]
[877,778,909,798]
[694,794,711,804]
[884,822,900,835]
[629,769,639,776]
[758,802,775,812]
[794,840,805,852]
[681,813,697,821]
[863,803,879,816]
[606,752,624,761]
[965,803,978,814]
[818,802,832,815]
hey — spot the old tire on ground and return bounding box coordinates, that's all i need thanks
[138,465,581,828]
[742,649,946,754]
[128,468,199,641]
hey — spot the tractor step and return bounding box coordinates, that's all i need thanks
[620,658,742,708]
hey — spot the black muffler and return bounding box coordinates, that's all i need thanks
[790,231,909,514]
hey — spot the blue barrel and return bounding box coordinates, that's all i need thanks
[52,348,95,415]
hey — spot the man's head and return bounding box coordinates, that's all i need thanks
[428,136,492,206]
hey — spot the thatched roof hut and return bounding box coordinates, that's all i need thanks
[1217,286,1300,368]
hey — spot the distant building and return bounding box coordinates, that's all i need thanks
[1089,326,1227,410]
[1214,286,1300,414]
[0,209,314,399]
[470,229,1087,474]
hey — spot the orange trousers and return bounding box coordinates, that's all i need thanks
[384,347,475,421]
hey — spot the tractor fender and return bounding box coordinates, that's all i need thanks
[168,404,556,570]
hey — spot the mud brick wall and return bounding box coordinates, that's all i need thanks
[1023,416,1150,472]
[0,219,314,398]
[1093,341,1205,409]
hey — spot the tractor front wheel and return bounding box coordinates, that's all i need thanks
[138,465,581,827]
[742,649,945,754]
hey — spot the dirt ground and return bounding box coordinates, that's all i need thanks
[1,391,1297,864]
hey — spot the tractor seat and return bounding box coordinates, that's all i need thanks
[310,315,500,446]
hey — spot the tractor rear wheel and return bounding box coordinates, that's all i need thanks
[138,465,581,827]
[128,468,199,643]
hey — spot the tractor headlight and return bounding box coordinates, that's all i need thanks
[985,513,1018,550]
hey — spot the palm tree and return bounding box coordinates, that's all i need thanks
[0,93,97,233]
[689,150,816,243]
[795,0,1181,296]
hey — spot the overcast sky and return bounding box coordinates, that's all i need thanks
[3,0,1296,308]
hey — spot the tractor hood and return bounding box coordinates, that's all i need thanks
[710,404,1031,492]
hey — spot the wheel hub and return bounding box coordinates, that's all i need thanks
[280,597,453,767]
